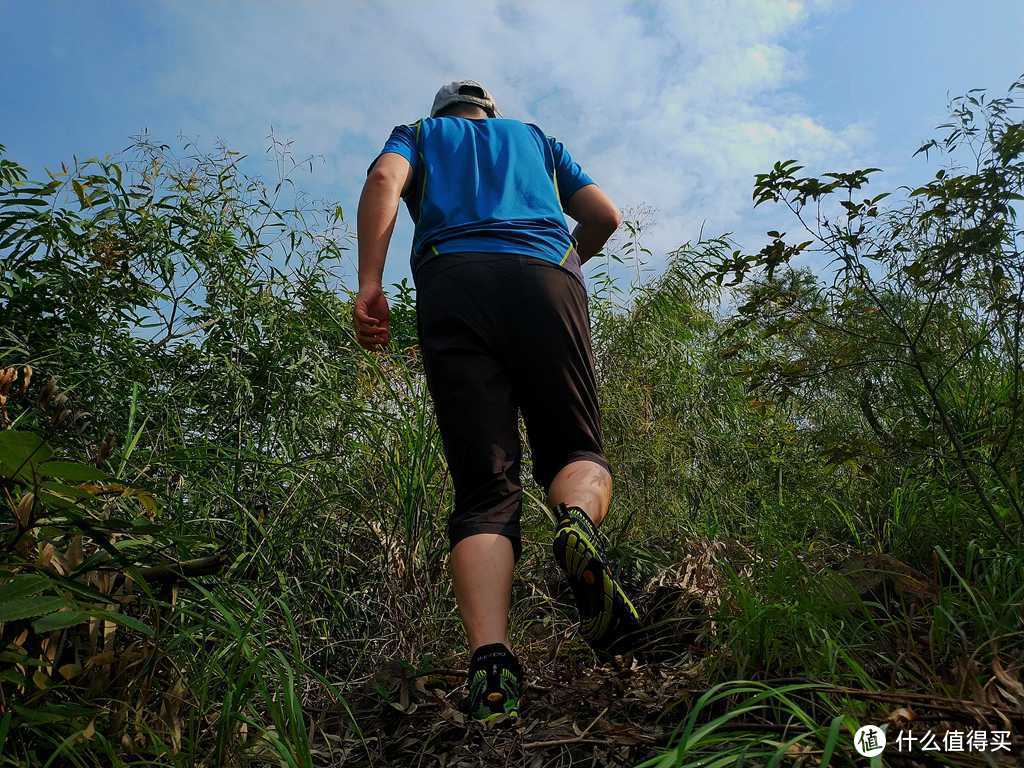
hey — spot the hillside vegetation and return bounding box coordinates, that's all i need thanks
[1,82,1022,766]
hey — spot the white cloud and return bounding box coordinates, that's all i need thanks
[155,0,870,279]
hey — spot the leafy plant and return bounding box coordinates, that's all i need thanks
[699,77,1024,547]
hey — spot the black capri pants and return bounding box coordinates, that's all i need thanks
[415,252,609,561]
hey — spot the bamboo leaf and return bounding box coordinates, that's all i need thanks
[0,595,66,623]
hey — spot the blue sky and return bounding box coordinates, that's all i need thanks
[4,0,1023,288]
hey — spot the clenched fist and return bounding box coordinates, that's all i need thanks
[352,285,391,349]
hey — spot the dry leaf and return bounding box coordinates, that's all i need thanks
[59,663,82,681]
[160,676,186,754]
[991,658,1024,712]
[887,706,915,725]
[103,615,117,645]
[20,365,32,395]
[15,493,33,527]
[66,535,83,570]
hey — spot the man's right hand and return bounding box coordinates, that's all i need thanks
[353,285,391,349]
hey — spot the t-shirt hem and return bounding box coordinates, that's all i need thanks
[367,147,416,176]
[561,177,596,202]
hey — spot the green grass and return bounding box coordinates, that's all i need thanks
[3,80,1024,766]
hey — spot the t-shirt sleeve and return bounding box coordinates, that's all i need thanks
[548,136,595,205]
[367,123,418,175]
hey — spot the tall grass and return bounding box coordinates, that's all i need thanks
[2,78,1023,766]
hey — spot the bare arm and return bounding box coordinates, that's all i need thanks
[563,184,622,264]
[353,152,413,348]
[357,153,413,291]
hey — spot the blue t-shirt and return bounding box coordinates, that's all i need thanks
[368,117,594,276]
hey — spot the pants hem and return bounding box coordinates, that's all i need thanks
[449,522,523,562]
[536,450,611,492]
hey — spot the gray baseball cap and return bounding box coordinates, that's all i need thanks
[430,80,502,118]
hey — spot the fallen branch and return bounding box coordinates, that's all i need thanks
[523,736,608,750]
[138,551,230,584]
[829,684,1020,719]
[524,707,608,750]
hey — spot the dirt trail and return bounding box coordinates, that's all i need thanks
[333,647,706,767]
[303,539,1024,767]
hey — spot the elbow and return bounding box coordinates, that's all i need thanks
[578,209,621,239]
[597,207,622,234]
[364,168,404,197]
[608,207,623,230]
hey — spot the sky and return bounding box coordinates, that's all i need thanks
[4,0,1023,289]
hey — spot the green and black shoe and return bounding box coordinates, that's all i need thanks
[552,503,642,654]
[466,643,522,723]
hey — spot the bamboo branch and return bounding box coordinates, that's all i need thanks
[137,551,230,584]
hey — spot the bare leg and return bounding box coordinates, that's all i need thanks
[547,459,612,526]
[450,533,515,653]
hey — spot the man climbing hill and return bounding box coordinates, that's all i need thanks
[354,80,640,722]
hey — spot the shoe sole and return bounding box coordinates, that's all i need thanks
[474,708,520,724]
[470,676,521,723]
[473,690,520,723]
[552,525,641,651]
